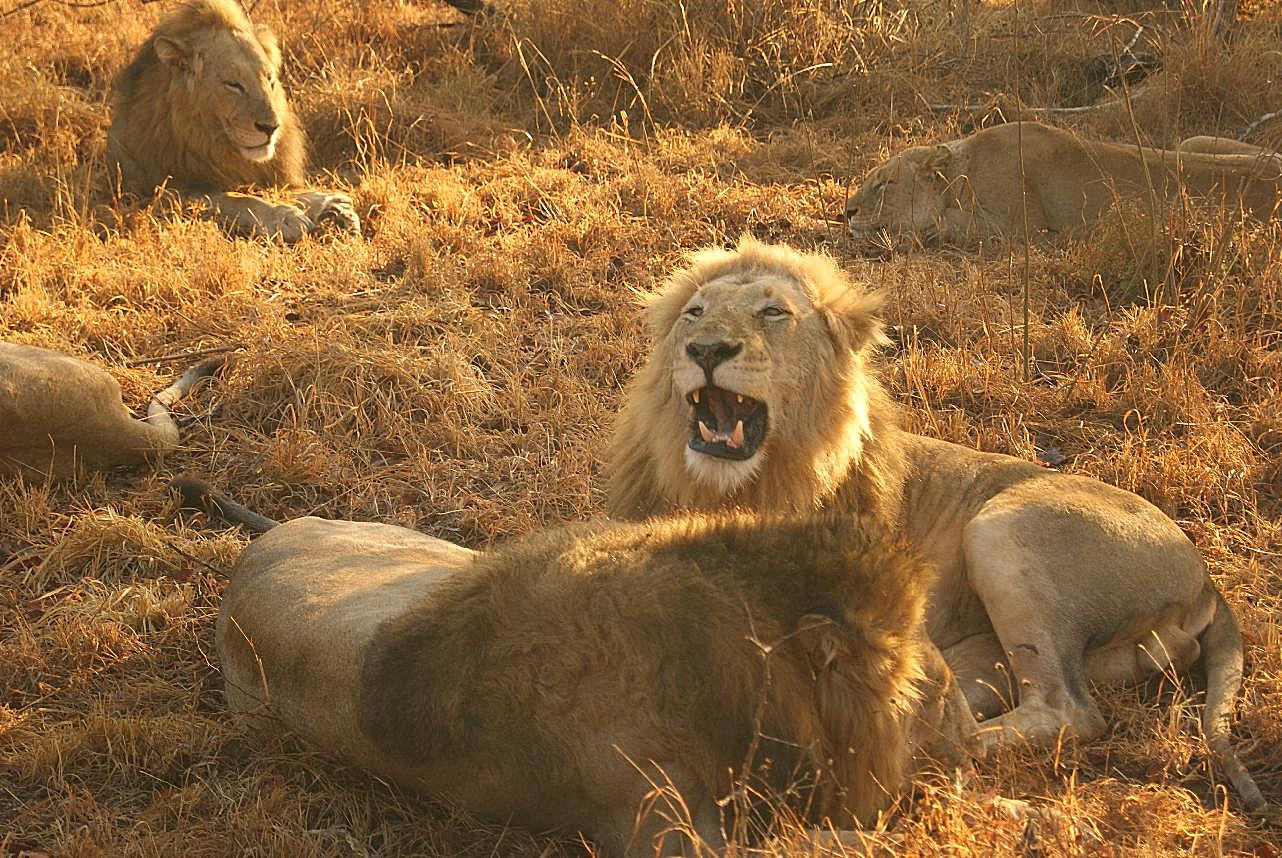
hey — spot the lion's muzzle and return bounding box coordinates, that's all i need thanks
[687,386,767,460]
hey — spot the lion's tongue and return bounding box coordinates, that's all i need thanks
[703,388,749,448]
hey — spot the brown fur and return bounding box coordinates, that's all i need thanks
[845,122,1282,246]
[0,342,218,479]
[217,510,942,857]
[605,238,1270,814]
[106,0,358,242]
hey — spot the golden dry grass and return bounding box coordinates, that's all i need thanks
[2,0,1282,855]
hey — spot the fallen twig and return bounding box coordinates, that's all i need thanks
[927,85,1151,116]
[125,343,241,367]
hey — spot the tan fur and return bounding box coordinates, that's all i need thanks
[605,237,1269,813]
[0,343,217,479]
[844,122,1282,245]
[1178,135,1282,171]
[107,0,358,243]
[217,510,955,857]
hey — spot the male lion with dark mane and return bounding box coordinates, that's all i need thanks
[200,493,971,857]
[107,0,359,243]
[606,236,1271,814]
[844,122,1281,246]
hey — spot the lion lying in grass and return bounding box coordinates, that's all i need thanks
[200,493,975,857]
[107,0,359,243]
[606,236,1270,814]
[844,122,1282,246]
[0,343,219,479]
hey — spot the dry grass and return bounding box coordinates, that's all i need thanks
[2,0,1282,854]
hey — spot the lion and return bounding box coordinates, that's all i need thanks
[0,343,220,479]
[605,236,1271,814]
[106,0,359,243]
[189,476,975,857]
[844,122,1282,245]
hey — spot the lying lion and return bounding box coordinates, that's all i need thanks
[107,0,359,243]
[0,343,219,479]
[844,122,1281,245]
[182,477,975,857]
[606,236,1271,814]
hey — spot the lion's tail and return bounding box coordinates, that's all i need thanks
[171,475,279,535]
[143,356,226,447]
[1199,589,1270,814]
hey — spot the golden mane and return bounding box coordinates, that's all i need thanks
[606,235,906,525]
[108,0,306,194]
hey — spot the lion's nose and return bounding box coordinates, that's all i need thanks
[255,120,278,137]
[686,340,743,372]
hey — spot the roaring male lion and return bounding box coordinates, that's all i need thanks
[605,236,1270,813]
[200,490,970,857]
[0,343,220,479]
[844,122,1282,246]
[107,0,359,243]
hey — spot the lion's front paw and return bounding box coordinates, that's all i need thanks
[254,203,314,244]
[296,191,361,235]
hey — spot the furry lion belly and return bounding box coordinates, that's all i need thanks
[218,513,955,856]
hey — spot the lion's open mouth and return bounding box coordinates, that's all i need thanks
[687,386,767,460]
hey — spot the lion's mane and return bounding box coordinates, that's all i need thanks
[606,235,906,525]
[107,0,306,195]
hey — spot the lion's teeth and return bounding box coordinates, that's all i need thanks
[736,394,743,404]
[698,421,715,442]
[730,420,745,448]
[692,389,700,404]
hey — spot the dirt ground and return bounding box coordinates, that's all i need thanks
[1,0,1281,855]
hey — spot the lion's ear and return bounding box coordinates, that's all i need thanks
[796,613,858,672]
[153,35,192,70]
[255,25,283,73]
[820,286,887,354]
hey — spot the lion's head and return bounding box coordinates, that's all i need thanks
[844,145,952,241]
[108,0,305,193]
[607,236,899,519]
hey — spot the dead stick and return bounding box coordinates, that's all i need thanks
[128,343,242,366]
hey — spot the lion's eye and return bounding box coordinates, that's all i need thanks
[761,306,790,319]
[225,81,246,93]
[683,305,704,319]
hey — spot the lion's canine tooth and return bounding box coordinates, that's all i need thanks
[730,420,744,448]
[698,420,715,442]
[692,389,700,404]
[736,394,743,404]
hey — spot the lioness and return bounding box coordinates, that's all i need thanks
[107,0,359,243]
[0,343,219,479]
[605,236,1270,813]
[844,122,1282,245]
[193,481,970,857]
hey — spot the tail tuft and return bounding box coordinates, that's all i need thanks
[171,474,279,534]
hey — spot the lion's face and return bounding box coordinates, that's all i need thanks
[622,239,885,510]
[668,272,816,489]
[845,145,952,241]
[155,24,287,163]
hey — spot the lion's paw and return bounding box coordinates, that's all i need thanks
[296,191,361,235]
[253,203,314,244]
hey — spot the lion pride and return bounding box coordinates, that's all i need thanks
[207,496,975,857]
[605,236,1270,814]
[844,121,1281,246]
[107,0,358,243]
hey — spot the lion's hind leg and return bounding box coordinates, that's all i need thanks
[959,511,1109,753]
[1083,621,1202,687]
